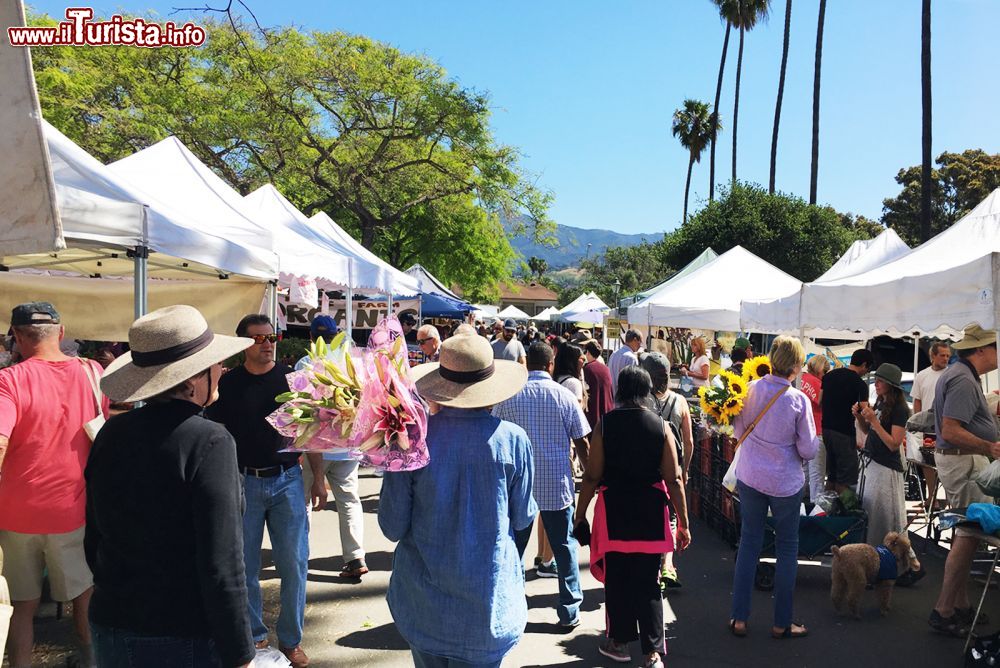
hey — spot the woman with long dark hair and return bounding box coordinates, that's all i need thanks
[575,366,690,668]
[553,342,587,408]
[855,363,921,575]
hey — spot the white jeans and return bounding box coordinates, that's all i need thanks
[304,459,366,562]
[807,435,827,501]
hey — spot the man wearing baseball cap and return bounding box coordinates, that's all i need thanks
[0,302,108,668]
[491,319,527,365]
[929,325,1000,636]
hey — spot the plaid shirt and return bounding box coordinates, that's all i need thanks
[493,371,590,511]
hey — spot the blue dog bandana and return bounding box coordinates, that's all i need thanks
[875,544,898,581]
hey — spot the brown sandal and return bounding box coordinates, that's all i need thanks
[772,623,808,639]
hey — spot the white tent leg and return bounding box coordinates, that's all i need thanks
[133,246,148,320]
[387,293,394,317]
[267,281,278,361]
[346,261,353,344]
[913,335,920,375]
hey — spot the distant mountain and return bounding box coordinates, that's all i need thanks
[505,217,664,269]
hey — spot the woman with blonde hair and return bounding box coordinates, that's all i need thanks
[801,354,831,501]
[729,336,817,639]
[679,336,710,388]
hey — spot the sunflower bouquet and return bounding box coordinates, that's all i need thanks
[697,354,772,432]
[266,317,429,471]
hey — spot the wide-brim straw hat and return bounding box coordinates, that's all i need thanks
[411,334,527,408]
[953,324,997,350]
[101,305,253,403]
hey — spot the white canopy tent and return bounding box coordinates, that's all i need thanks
[497,305,531,320]
[530,306,560,322]
[0,122,277,334]
[404,263,461,300]
[307,209,420,296]
[628,245,801,331]
[108,140,348,298]
[741,228,911,335]
[636,248,719,300]
[793,188,1000,339]
[558,291,611,318]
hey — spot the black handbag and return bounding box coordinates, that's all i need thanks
[573,518,591,547]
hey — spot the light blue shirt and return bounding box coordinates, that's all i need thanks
[378,407,536,664]
[492,371,590,511]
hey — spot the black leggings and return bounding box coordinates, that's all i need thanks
[604,552,665,655]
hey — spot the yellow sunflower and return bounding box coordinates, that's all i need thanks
[721,397,744,420]
[721,370,747,399]
[709,405,730,425]
[742,355,772,382]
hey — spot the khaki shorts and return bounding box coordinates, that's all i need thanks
[0,527,92,602]
[935,453,992,537]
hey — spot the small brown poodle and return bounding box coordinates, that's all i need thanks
[831,531,913,619]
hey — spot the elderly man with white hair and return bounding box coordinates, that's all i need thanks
[417,325,442,363]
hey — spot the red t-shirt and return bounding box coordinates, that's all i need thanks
[0,357,109,534]
[801,372,823,432]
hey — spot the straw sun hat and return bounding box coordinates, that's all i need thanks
[101,305,253,403]
[410,334,527,408]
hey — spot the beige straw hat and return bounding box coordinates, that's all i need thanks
[952,324,997,350]
[411,334,527,408]
[101,305,253,402]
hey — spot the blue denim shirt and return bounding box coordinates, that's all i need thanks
[378,407,537,664]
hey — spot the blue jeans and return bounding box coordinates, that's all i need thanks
[411,649,501,668]
[514,504,583,624]
[731,480,801,629]
[91,622,222,667]
[243,465,309,648]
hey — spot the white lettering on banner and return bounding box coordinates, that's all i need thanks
[280,299,420,329]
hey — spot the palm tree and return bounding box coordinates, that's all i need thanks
[920,0,932,242]
[809,0,827,204]
[708,0,735,202]
[731,0,771,183]
[672,99,718,225]
[769,0,792,193]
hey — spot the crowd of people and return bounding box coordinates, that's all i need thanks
[1,299,998,667]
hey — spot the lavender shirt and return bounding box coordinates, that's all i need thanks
[733,375,818,498]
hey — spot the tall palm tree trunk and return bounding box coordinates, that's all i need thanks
[709,23,731,202]
[732,21,745,184]
[809,0,826,204]
[920,0,932,242]
[684,153,695,224]
[770,0,792,193]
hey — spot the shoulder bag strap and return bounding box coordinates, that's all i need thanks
[79,359,103,413]
[736,386,789,448]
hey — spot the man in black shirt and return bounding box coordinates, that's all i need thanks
[820,348,873,493]
[209,314,325,668]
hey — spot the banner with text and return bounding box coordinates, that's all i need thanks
[280,298,420,330]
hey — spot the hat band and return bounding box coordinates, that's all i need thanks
[439,363,495,384]
[131,328,215,368]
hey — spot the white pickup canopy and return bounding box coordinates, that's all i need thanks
[628,245,801,331]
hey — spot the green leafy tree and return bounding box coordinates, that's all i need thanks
[527,256,548,280]
[661,182,868,281]
[881,150,1000,245]
[672,99,718,225]
[575,242,672,309]
[29,14,551,298]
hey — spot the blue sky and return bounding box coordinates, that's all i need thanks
[26,0,1000,235]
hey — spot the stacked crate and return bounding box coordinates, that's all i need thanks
[687,421,740,547]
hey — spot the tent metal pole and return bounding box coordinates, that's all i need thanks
[913,335,920,375]
[133,206,150,320]
[346,262,353,344]
[267,281,278,361]
[387,293,394,317]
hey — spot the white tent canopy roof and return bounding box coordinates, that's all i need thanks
[742,228,911,335]
[558,291,610,316]
[498,305,531,320]
[793,188,1000,339]
[637,247,719,299]
[405,263,461,300]
[628,245,801,331]
[530,306,560,321]
[108,139,355,290]
[2,122,279,281]
[307,209,420,295]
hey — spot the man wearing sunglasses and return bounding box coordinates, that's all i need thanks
[416,325,441,363]
[208,314,324,668]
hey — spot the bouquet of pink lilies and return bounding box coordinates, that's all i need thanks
[266,317,429,471]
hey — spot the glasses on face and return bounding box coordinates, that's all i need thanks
[250,334,278,345]
[417,338,433,345]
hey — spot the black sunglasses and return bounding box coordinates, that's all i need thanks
[417,337,434,345]
[250,334,278,344]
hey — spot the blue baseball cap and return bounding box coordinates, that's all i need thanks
[311,314,339,338]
